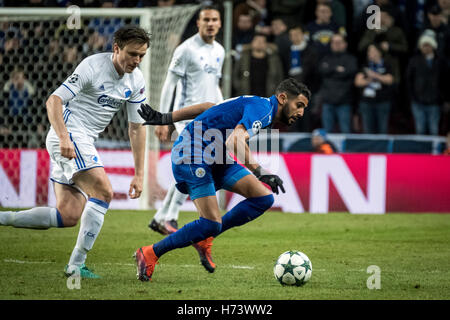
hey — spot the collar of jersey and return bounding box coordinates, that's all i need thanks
[109,53,123,79]
[195,33,213,47]
[269,95,278,124]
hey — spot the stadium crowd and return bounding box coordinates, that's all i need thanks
[0,0,449,149]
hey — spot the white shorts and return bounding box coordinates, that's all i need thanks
[46,127,104,186]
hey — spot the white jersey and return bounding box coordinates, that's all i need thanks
[169,33,225,111]
[52,52,146,141]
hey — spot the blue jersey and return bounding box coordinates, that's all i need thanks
[172,95,278,165]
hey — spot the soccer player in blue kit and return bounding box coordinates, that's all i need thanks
[134,78,310,281]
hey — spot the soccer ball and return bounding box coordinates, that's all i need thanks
[273,251,312,286]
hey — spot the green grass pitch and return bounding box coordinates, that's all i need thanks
[0,210,449,300]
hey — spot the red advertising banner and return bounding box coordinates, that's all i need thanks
[1,149,449,213]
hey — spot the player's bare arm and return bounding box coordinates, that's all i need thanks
[45,94,76,160]
[128,121,146,199]
[172,102,215,122]
[226,124,285,195]
[225,124,259,172]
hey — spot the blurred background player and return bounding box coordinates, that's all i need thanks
[0,25,150,279]
[148,5,224,235]
[311,128,337,153]
[134,78,311,281]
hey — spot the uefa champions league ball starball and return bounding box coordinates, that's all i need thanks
[273,251,312,286]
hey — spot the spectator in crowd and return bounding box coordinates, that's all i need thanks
[357,9,408,84]
[354,44,394,134]
[443,132,450,154]
[156,0,175,7]
[3,66,35,118]
[2,27,20,54]
[86,1,125,52]
[352,0,372,23]
[318,33,357,133]
[233,13,255,58]
[422,5,450,61]
[358,0,408,31]
[270,0,307,27]
[406,33,447,135]
[1,66,35,147]
[437,0,450,22]
[287,25,320,93]
[233,0,272,36]
[306,2,346,60]
[311,128,337,154]
[232,33,283,98]
[63,45,80,64]
[286,25,320,132]
[316,0,347,28]
[83,29,108,56]
[270,17,291,77]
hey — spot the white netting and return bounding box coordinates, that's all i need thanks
[0,6,200,207]
[0,5,200,149]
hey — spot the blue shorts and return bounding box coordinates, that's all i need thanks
[172,162,251,200]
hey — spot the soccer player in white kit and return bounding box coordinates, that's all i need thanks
[0,25,151,278]
[149,5,225,237]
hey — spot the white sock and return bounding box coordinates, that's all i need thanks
[0,207,62,229]
[165,188,188,221]
[68,198,108,267]
[153,184,176,223]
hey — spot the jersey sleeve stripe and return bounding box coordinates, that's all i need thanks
[62,83,76,97]
[128,98,146,103]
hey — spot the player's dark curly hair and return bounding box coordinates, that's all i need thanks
[113,25,151,49]
[275,78,311,101]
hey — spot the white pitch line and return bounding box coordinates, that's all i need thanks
[3,259,254,270]
[3,259,54,264]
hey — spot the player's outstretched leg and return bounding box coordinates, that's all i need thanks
[0,183,86,229]
[134,202,222,281]
[219,194,274,235]
[217,174,275,235]
[148,184,176,235]
[0,207,64,229]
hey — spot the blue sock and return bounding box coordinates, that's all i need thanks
[153,217,222,258]
[56,209,64,228]
[218,194,274,236]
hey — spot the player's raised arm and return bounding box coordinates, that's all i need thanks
[225,124,285,194]
[138,102,215,125]
[45,95,76,160]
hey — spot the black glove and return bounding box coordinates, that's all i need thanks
[138,103,173,125]
[253,166,285,195]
